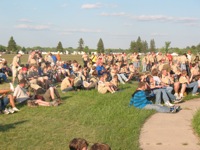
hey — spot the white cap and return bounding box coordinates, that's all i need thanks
[18,51,24,55]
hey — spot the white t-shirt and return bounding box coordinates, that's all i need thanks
[153,76,161,85]
[13,85,29,103]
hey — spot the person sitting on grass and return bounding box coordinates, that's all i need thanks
[129,82,181,113]
[179,70,199,97]
[61,75,75,92]
[69,138,89,150]
[0,89,20,114]
[98,73,116,94]
[13,79,58,107]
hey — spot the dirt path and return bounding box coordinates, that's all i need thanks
[140,98,200,150]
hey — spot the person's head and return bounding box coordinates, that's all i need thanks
[151,69,158,76]
[147,75,154,83]
[161,69,168,76]
[181,70,187,76]
[69,138,88,150]
[22,67,28,74]
[137,82,146,90]
[19,79,26,87]
[18,51,24,57]
[69,74,76,81]
[90,143,111,150]
[112,75,118,81]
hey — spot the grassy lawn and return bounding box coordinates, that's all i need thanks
[193,109,200,138]
[0,54,154,150]
[0,83,154,150]
[1,54,199,149]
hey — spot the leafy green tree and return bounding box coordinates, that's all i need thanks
[7,36,17,52]
[78,38,84,52]
[136,36,143,53]
[21,47,26,53]
[97,38,104,53]
[150,39,156,52]
[130,41,137,52]
[0,45,6,52]
[165,41,171,53]
[56,41,64,52]
[142,40,148,52]
[84,46,89,53]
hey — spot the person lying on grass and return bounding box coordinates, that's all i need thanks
[13,79,58,107]
[129,82,181,113]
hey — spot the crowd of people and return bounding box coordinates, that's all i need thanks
[0,50,199,115]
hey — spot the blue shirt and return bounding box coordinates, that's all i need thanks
[96,65,105,76]
[130,90,152,109]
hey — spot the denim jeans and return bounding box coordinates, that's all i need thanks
[0,73,7,82]
[187,81,198,94]
[142,63,147,72]
[0,97,9,111]
[152,89,170,104]
[180,63,186,71]
[144,104,170,113]
[117,74,128,84]
[165,86,176,101]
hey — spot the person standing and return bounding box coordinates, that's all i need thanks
[12,51,23,84]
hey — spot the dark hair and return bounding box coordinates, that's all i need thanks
[90,143,111,150]
[19,79,26,84]
[69,138,88,150]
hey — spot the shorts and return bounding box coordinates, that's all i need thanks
[12,66,18,78]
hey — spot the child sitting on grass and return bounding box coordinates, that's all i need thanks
[129,82,181,113]
[98,73,116,94]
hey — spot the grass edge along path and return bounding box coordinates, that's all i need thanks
[0,83,154,150]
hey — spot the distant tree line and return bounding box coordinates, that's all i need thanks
[1,36,200,54]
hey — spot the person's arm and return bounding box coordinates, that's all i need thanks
[0,89,12,94]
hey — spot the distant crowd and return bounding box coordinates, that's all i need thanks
[0,50,199,114]
[0,49,200,149]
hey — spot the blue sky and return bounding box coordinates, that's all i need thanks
[0,0,200,49]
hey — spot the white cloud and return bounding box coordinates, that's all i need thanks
[60,28,102,35]
[101,12,200,26]
[18,18,33,23]
[15,24,50,30]
[100,12,127,17]
[135,15,173,21]
[81,3,102,9]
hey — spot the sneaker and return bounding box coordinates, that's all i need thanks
[165,101,174,107]
[192,93,199,96]
[8,107,15,114]
[3,108,10,114]
[174,98,183,104]
[174,93,179,98]
[174,106,181,112]
[12,107,20,112]
[170,107,177,113]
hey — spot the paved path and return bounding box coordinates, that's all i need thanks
[140,98,200,150]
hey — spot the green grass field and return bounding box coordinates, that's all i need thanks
[0,54,154,150]
[0,54,199,150]
[193,109,200,139]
